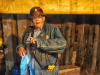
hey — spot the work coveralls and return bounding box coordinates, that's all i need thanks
[16,22,67,75]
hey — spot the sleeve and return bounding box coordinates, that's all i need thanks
[16,44,24,53]
[37,25,67,53]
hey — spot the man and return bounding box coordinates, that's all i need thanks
[16,6,67,75]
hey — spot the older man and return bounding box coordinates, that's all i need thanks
[16,6,67,75]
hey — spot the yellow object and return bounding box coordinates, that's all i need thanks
[0,0,100,14]
[46,65,55,72]
[0,38,3,47]
[40,34,43,37]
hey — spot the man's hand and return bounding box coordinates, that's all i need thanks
[18,47,26,57]
[30,37,37,45]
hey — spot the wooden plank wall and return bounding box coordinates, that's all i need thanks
[59,15,100,75]
[62,22,75,65]
[75,15,100,75]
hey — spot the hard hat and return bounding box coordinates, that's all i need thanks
[30,6,45,18]
[10,66,20,75]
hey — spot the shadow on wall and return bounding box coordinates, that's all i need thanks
[5,34,21,69]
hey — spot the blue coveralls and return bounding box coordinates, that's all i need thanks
[17,22,67,75]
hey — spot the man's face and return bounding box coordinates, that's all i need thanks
[32,16,45,30]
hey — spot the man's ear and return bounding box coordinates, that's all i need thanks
[31,18,33,23]
[43,16,45,22]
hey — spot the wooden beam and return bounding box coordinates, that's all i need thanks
[65,22,72,64]
[70,23,75,65]
[59,65,80,75]
[90,25,99,73]
[98,26,100,71]
[76,25,84,66]
[85,25,94,73]
[0,0,100,14]
[62,22,75,65]
[80,24,90,74]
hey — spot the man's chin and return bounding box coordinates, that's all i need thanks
[35,24,40,26]
[35,25,41,28]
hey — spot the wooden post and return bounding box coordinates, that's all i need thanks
[62,22,75,65]
[90,25,99,73]
[80,24,90,74]
[98,26,100,71]
[61,22,69,65]
[69,23,75,65]
[65,22,71,65]
[75,25,84,66]
[85,25,94,73]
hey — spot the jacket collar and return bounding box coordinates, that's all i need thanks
[42,22,46,32]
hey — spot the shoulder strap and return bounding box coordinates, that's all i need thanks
[30,28,48,69]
